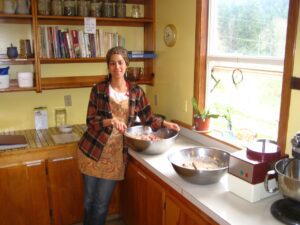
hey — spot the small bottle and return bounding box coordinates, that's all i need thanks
[102,0,113,17]
[115,0,126,18]
[78,0,90,17]
[131,4,141,18]
[64,0,76,16]
[90,0,101,17]
[51,0,63,16]
[38,0,51,15]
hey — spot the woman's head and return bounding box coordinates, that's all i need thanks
[106,46,129,67]
[106,47,129,81]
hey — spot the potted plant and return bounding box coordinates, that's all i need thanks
[191,97,220,131]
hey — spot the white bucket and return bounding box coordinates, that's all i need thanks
[17,72,33,88]
[0,74,9,89]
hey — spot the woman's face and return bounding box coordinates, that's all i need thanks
[108,54,127,80]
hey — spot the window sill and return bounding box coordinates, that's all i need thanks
[172,119,243,151]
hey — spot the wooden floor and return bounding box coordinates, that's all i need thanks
[73,215,125,225]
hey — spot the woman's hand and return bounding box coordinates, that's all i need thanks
[111,118,127,133]
[163,121,180,132]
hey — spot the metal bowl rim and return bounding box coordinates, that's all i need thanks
[168,146,230,171]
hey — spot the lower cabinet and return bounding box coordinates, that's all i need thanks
[120,159,218,225]
[120,162,164,225]
[0,160,51,225]
[47,156,84,225]
[0,148,120,225]
[165,193,218,225]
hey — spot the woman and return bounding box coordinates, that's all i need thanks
[78,46,180,225]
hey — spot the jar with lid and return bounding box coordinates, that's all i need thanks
[64,0,76,16]
[51,0,63,16]
[102,0,113,17]
[38,0,51,15]
[115,0,126,18]
[131,4,141,18]
[90,0,101,17]
[78,0,90,17]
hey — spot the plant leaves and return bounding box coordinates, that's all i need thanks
[191,97,201,116]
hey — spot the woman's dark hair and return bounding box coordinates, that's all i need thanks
[106,46,130,66]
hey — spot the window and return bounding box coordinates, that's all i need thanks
[194,0,298,150]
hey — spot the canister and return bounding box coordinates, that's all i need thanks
[0,66,10,89]
[17,72,33,88]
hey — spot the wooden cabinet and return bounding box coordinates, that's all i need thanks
[120,158,218,225]
[120,161,164,225]
[47,156,84,225]
[165,193,217,225]
[0,0,156,93]
[0,144,120,225]
[0,160,51,225]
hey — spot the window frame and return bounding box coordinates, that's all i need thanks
[194,0,299,154]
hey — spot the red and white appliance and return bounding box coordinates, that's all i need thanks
[228,139,285,202]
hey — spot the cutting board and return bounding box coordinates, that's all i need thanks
[0,135,28,150]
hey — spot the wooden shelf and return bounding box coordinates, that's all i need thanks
[40,57,153,64]
[0,79,36,92]
[0,13,32,24]
[41,74,154,90]
[1,0,155,92]
[37,16,153,27]
[0,57,35,65]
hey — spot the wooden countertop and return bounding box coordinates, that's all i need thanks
[0,124,86,166]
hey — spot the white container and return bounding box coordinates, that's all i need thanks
[0,74,9,89]
[17,72,33,88]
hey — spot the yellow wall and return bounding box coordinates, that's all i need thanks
[286,16,300,155]
[146,0,196,123]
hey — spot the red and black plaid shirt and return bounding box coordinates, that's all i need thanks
[78,80,163,161]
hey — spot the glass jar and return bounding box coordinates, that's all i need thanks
[131,4,141,18]
[115,1,126,18]
[102,0,113,17]
[78,0,90,17]
[51,0,63,16]
[64,0,76,16]
[90,0,101,17]
[38,0,51,15]
[55,108,67,127]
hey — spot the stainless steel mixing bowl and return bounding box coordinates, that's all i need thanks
[168,147,230,185]
[265,158,300,202]
[124,125,179,155]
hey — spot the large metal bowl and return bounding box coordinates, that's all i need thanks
[265,158,300,202]
[124,125,179,155]
[168,147,230,185]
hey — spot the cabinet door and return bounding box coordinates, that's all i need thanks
[0,160,51,225]
[165,195,180,225]
[165,194,217,225]
[120,162,147,225]
[120,161,164,225]
[47,156,84,225]
[146,176,164,225]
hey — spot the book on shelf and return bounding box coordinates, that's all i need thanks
[39,26,126,59]
[128,51,157,59]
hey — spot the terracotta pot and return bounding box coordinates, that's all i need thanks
[194,117,210,131]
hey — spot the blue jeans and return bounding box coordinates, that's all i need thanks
[83,174,117,225]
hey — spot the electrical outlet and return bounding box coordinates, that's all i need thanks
[64,95,72,107]
[154,94,158,106]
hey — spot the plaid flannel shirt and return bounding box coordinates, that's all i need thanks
[78,80,164,161]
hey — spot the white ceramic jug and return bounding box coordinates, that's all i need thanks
[16,0,30,14]
[3,0,16,14]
